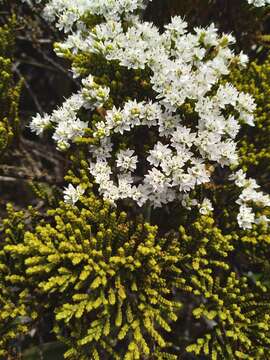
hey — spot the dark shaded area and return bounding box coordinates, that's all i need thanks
[0,1,76,213]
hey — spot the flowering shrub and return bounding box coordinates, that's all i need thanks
[2,0,270,358]
[28,0,270,229]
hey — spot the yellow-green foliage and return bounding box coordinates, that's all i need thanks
[8,187,183,359]
[176,215,270,359]
[230,57,270,184]
[0,204,39,358]
[3,181,270,359]
[0,16,21,153]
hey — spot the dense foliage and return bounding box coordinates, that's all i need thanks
[1,0,270,359]
[0,16,21,153]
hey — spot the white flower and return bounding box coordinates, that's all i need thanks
[229,170,247,187]
[178,173,196,193]
[164,16,187,37]
[81,75,110,109]
[102,182,119,205]
[144,168,170,192]
[195,24,219,47]
[237,205,255,230]
[52,118,88,148]
[199,198,214,215]
[230,170,270,228]
[237,92,256,111]
[90,137,112,159]
[38,0,154,32]
[238,51,249,67]
[30,113,51,135]
[188,160,210,185]
[93,121,111,138]
[117,173,134,199]
[89,159,112,187]
[116,149,138,172]
[181,194,198,210]
[147,142,172,167]
[158,111,180,137]
[215,84,239,109]
[238,187,270,208]
[63,184,85,205]
[255,215,270,225]
[224,116,240,138]
[105,104,135,134]
[247,0,270,7]
[161,154,186,176]
[171,126,196,148]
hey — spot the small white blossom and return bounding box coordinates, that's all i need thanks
[81,75,110,109]
[229,170,247,187]
[199,198,214,215]
[147,142,172,167]
[181,194,198,210]
[144,168,171,192]
[247,0,270,6]
[255,215,270,225]
[238,51,249,67]
[63,184,85,205]
[237,205,255,230]
[116,149,138,172]
[30,113,51,135]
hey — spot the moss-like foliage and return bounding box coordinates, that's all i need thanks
[174,215,270,359]
[2,177,270,359]
[4,175,270,359]
[229,57,270,190]
[0,204,39,358]
[0,16,21,154]
[6,182,183,359]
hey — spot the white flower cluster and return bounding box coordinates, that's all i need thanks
[30,75,110,149]
[26,0,270,227]
[21,0,270,15]
[230,170,270,229]
[247,0,270,6]
[73,19,254,209]
[32,0,152,33]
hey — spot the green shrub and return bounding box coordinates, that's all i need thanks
[1,2,270,359]
[174,215,270,359]
[230,57,270,189]
[6,180,183,359]
[0,16,21,154]
[0,205,39,358]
